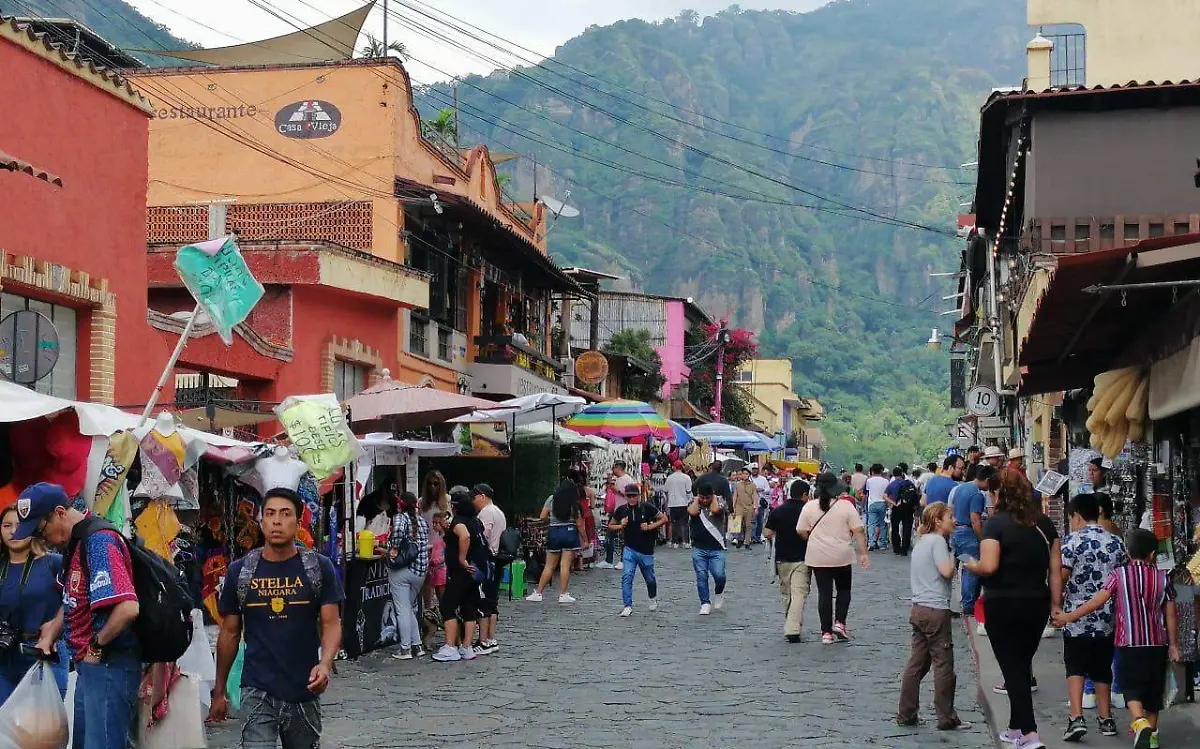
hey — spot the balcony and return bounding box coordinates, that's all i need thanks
[470,335,567,398]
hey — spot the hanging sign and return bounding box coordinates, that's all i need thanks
[575,351,609,385]
[174,237,264,345]
[342,556,395,657]
[967,385,999,417]
[275,394,361,480]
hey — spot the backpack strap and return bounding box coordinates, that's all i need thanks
[300,550,322,600]
[235,548,262,610]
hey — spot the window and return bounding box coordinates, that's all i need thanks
[437,327,451,361]
[409,316,428,357]
[334,360,366,401]
[736,369,754,383]
[0,293,77,399]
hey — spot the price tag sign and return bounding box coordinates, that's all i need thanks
[275,394,362,480]
[967,385,999,417]
[175,236,265,345]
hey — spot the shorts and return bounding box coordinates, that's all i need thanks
[441,572,482,623]
[429,562,447,587]
[1116,646,1169,712]
[546,525,581,553]
[1063,634,1115,682]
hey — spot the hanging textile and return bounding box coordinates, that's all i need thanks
[138,429,187,499]
[135,499,182,560]
[94,431,138,517]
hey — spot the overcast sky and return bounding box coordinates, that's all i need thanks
[125,0,828,81]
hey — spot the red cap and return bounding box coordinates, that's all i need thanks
[672,460,684,470]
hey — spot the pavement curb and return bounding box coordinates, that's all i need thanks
[964,617,1004,749]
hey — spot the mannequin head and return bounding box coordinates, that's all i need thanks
[154,411,176,436]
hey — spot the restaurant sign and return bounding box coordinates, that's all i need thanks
[275,100,342,139]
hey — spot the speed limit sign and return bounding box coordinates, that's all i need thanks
[967,385,998,417]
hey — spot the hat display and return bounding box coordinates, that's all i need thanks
[12,482,70,540]
[1008,447,1026,460]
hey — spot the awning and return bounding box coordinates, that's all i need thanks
[1018,234,1200,394]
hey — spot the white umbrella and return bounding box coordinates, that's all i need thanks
[450,392,588,429]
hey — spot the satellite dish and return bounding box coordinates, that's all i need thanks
[0,310,60,385]
[539,194,580,218]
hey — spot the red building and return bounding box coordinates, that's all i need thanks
[0,17,170,406]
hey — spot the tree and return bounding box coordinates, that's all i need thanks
[359,34,409,60]
[685,322,758,428]
[422,108,458,147]
[603,329,667,403]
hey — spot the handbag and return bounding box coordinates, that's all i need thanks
[387,516,419,570]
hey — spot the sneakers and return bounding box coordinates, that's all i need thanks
[1063,716,1088,742]
[1082,692,1098,710]
[392,649,414,660]
[668,542,678,549]
[938,719,974,731]
[615,562,624,570]
[1098,717,1117,737]
[1015,733,1045,749]
[1111,692,1126,709]
[994,678,1039,695]
[1149,731,1159,749]
[786,634,801,644]
[432,644,461,662]
[648,598,658,611]
[594,561,613,569]
[976,622,988,637]
[999,729,1024,744]
[413,645,426,658]
[832,622,850,641]
[895,716,926,727]
[821,633,836,645]
[559,593,577,603]
[713,593,725,610]
[458,644,477,661]
[1132,718,1153,749]
[619,606,633,617]
[699,603,712,615]
[474,640,498,655]
[684,542,692,549]
[525,591,544,602]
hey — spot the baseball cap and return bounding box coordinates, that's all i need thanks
[624,483,642,496]
[749,463,760,471]
[672,460,684,470]
[12,483,70,540]
[471,483,495,499]
[1089,456,1114,470]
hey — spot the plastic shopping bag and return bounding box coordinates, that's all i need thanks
[226,642,245,712]
[0,662,69,749]
[138,673,206,749]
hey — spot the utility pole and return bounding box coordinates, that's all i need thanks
[382,0,388,53]
[452,80,460,147]
[712,326,729,423]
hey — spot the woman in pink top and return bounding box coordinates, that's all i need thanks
[797,472,870,644]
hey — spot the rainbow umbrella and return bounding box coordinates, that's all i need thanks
[566,400,673,440]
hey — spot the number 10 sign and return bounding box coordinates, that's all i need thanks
[967,385,998,417]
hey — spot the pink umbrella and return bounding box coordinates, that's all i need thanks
[345,372,513,433]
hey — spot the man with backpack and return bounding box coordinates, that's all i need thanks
[16,483,141,749]
[210,488,344,748]
[886,467,920,556]
[473,483,507,655]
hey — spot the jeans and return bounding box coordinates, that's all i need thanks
[0,639,69,705]
[890,508,914,555]
[951,528,981,612]
[777,561,810,636]
[241,687,322,749]
[898,605,960,727]
[691,548,727,604]
[620,548,658,607]
[812,565,853,633]
[388,565,425,649]
[752,505,768,542]
[986,596,1050,734]
[73,655,141,749]
[866,503,887,546]
[668,507,690,545]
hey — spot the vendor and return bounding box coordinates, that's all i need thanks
[356,483,398,538]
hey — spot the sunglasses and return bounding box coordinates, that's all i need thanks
[32,516,50,540]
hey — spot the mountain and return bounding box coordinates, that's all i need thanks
[419,0,1030,466]
[1,0,193,63]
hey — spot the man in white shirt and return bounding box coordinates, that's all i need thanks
[664,461,694,548]
[472,484,506,654]
[749,464,771,544]
[864,463,891,551]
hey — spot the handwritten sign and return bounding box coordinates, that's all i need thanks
[174,237,264,345]
[275,394,361,480]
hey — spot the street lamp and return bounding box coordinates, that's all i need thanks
[926,328,943,351]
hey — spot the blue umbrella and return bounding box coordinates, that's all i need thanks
[667,420,696,446]
[689,422,774,451]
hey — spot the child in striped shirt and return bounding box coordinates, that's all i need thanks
[1054,529,1180,749]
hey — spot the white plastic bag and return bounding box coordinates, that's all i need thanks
[0,662,69,749]
[175,610,216,714]
[137,674,206,749]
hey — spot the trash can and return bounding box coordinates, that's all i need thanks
[510,560,526,598]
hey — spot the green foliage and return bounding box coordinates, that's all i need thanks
[602,329,667,402]
[422,108,459,147]
[4,0,199,66]
[359,34,409,61]
[415,0,1027,467]
[684,324,757,428]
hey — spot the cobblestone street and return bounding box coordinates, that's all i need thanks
[209,547,993,748]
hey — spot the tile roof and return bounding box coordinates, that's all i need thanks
[1,15,153,115]
[0,149,63,186]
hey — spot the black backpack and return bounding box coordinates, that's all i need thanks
[495,526,521,563]
[898,480,921,509]
[467,522,494,584]
[69,517,194,664]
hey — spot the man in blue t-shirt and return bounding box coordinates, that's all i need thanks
[949,465,994,615]
[211,488,344,748]
[922,455,964,507]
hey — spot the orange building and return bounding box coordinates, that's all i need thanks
[132,59,581,408]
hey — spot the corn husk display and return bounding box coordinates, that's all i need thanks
[1085,367,1148,459]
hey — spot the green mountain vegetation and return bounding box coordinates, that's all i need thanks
[1,0,193,62]
[417,0,1031,468]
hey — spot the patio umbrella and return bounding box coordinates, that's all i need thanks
[449,392,587,429]
[566,399,673,441]
[689,422,775,452]
[345,375,511,433]
[667,419,696,446]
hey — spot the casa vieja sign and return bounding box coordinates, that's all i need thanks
[275,100,342,139]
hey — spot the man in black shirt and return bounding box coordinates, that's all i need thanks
[694,461,732,506]
[688,483,729,615]
[764,479,811,642]
[610,483,666,617]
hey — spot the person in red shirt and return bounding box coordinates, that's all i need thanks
[16,483,141,749]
